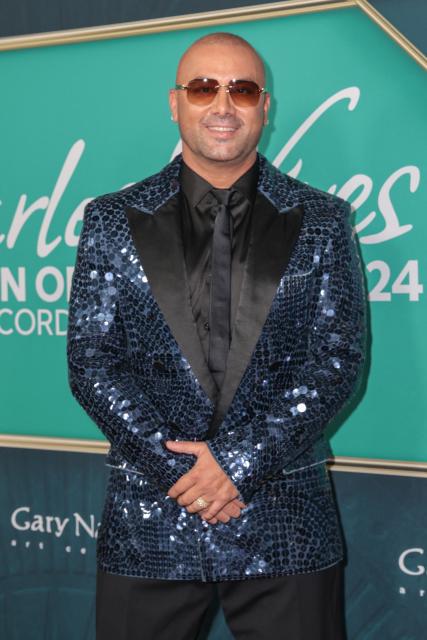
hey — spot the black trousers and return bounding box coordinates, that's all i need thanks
[96,561,347,640]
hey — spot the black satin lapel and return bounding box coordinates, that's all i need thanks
[206,194,304,438]
[125,198,218,405]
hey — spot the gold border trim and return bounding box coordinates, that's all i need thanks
[0,434,107,454]
[0,1,423,70]
[0,0,427,70]
[357,0,427,71]
[329,456,427,478]
[0,434,426,477]
[0,1,353,51]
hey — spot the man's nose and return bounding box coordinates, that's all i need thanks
[210,85,235,115]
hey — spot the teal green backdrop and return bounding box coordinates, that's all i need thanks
[0,7,426,462]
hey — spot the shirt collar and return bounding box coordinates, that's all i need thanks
[179,154,259,209]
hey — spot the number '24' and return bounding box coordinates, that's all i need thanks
[368,260,423,301]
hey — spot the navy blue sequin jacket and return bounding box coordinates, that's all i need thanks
[66,153,367,581]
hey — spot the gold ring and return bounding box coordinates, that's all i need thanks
[195,497,210,509]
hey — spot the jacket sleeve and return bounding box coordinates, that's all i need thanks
[66,201,196,491]
[206,200,367,504]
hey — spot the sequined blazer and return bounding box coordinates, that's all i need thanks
[66,153,367,581]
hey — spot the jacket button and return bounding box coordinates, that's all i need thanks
[203,321,209,331]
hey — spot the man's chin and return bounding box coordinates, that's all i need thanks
[197,145,249,164]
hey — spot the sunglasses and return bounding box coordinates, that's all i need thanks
[175,78,267,107]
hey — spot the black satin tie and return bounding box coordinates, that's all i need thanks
[208,188,234,388]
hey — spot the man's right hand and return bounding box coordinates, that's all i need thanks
[200,497,246,524]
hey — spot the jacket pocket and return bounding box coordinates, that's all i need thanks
[258,461,330,500]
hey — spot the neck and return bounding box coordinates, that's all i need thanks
[181,148,257,188]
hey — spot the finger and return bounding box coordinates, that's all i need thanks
[176,489,206,508]
[167,474,197,499]
[199,507,217,522]
[197,499,225,520]
[222,497,245,511]
[202,511,229,524]
[178,483,223,509]
[165,440,203,456]
[201,506,236,524]
[197,506,217,523]
[223,502,241,518]
[185,496,212,513]
[190,494,246,518]
[211,510,231,523]
[205,505,240,523]
[219,497,246,518]
[228,497,246,508]
[223,502,242,518]
[185,488,234,514]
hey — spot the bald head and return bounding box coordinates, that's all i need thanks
[176,32,266,86]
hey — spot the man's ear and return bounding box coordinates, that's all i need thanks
[263,92,271,125]
[169,89,178,122]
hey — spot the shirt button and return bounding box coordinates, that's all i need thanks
[203,321,210,331]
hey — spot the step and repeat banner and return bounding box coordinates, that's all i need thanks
[0,3,426,638]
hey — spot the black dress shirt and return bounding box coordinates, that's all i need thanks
[179,157,259,391]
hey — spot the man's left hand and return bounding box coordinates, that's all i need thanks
[165,440,244,520]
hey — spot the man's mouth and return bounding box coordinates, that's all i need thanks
[206,126,237,132]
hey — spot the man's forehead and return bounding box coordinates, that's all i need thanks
[176,42,264,82]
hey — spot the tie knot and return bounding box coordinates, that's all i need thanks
[210,188,234,208]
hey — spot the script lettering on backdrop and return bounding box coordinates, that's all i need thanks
[0,87,423,337]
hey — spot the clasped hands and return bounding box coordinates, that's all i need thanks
[165,440,246,524]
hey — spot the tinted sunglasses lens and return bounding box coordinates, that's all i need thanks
[186,79,218,104]
[229,81,262,106]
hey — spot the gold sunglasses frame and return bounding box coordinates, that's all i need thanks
[175,78,267,104]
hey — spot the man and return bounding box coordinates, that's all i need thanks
[67,32,366,640]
